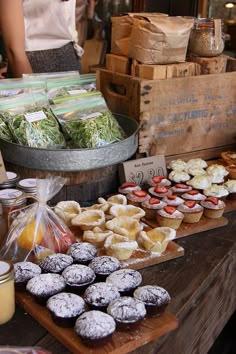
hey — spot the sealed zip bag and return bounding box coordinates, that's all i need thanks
[0,92,65,148]
[51,93,126,148]
[0,78,46,98]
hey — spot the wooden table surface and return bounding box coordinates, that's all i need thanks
[0,211,235,354]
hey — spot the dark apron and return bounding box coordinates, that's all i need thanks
[26,42,81,73]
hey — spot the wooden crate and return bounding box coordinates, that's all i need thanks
[106,53,131,75]
[99,67,236,159]
[188,55,228,75]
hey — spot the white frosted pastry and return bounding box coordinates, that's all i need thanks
[162,195,184,206]
[169,170,190,183]
[105,216,143,241]
[181,190,206,201]
[167,159,187,171]
[118,182,141,195]
[109,204,145,220]
[138,227,176,254]
[83,229,113,248]
[98,194,127,210]
[185,158,208,169]
[185,166,206,176]
[146,176,171,187]
[201,198,226,210]
[206,164,229,183]
[186,174,212,189]
[54,200,81,226]
[104,234,138,260]
[224,179,236,193]
[71,209,106,231]
[203,184,229,198]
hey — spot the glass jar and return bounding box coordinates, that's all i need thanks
[0,188,26,225]
[0,261,15,325]
[17,178,37,204]
[0,203,7,249]
[0,171,20,189]
[188,18,224,57]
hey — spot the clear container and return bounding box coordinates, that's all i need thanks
[0,171,20,189]
[188,18,224,57]
[0,261,15,325]
[0,203,7,249]
[0,189,26,224]
[17,178,37,204]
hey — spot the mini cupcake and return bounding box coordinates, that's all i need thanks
[177,201,203,223]
[118,182,141,195]
[141,197,167,220]
[88,256,120,281]
[170,183,192,196]
[75,310,116,347]
[84,282,120,311]
[200,197,226,219]
[39,253,73,274]
[14,261,42,290]
[224,179,236,200]
[206,164,229,184]
[167,159,187,171]
[133,285,171,317]
[186,174,212,190]
[67,242,97,265]
[181,190,206,202]
[62,264,96,294]
[203,184,229,201]
[185,158,208,169]
[26,273,66,304]
[156,206,184,230]
[107,296,146,330]
[168,170,190,183]
[46,292,85,327]
[148,185,172,199]
[106,269,142,296]
[162,195,184,206]
[126,190,150,207]
[146,175,171,187]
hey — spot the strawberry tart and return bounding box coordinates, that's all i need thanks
[177,200,203,223]
[170,183,192,196]
[126,189,150,207]
[141,198,167,220]
[200,197,226,219]
[181,189,206,202]
[148,185,172,199]
[156,206,184,230]
[118,182,141,195]
[162,194,184,206]
[146,175,171,187]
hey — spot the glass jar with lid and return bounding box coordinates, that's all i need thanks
[0,261,15,325]
[17,178,37,204]
[188,18,224,57]
[0,203,7,249]
[0,171,20,189]
[0,188,26,224]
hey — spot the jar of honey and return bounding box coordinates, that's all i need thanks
[0,261,15,325]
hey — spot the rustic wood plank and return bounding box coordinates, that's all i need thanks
[188,55,228,74]
[106,54,131,75]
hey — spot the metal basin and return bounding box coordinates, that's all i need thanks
[0,114,139,171]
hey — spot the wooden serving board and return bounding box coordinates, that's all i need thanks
[143,216,228,240]
[16,291,178,354]
[225,199,236,213]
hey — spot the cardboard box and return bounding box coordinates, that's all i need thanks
[0,151,7,183]
[119,155,167,185]
[99,68,236,159]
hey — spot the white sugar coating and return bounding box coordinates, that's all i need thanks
[157,209,184,219]
[39,253,73,273]
[203,184,229,198]
[84,282,120,307]
[168,170,190,182]
[170,185,192,193]
[127,192,150,203]
[181,192,206,201]
[75,310,116,340]
[148,187,172,198]
[162,196,184,206]
[46,292,85,318]
[200,199,225,210]
[177,204,203,213]
[67,242,97,262]
[14,261,41,283]
[26,273,66,296]
[133,285,171,306]
[106,269,142,292]
[62,264,95,286]
[147,177,171,187]
[107,296,146,323]
[141,199,167,209]
[118,184,141,194]
[88,256,120,275]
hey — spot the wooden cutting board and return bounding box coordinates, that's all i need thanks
[16,291,178,354]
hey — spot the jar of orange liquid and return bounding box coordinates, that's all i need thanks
[0,261,15,325]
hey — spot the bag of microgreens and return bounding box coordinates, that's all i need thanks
[51,92,125,148]
[0,92,65,148]
[0,78,46,98]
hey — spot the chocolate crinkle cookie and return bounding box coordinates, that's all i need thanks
[67,242,97,264]
[106,268,142,295]
[14,261,41,284]
[84,282,120,309]
[39,253,73,273]
[88,256,120,276]
[107,296,146,324]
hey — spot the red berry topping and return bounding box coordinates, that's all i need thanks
[149,198,161,205]
[184,200,196,208]
[120,182,137,189]
[152,176,166,183]
[175,184,189,189]
[164,206,176,215]
[154,185,168,193]
[167,195,177,200]
[132,190,147,198]
[205,197,218,205]
[187,190,199,195]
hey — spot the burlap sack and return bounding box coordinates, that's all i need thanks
[129,16,194,64]
[111,13,168,57]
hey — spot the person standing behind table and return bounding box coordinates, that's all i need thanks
[0,0,88,78]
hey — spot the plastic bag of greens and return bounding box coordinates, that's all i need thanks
[0,176,76,263]
[23,70,80,79]
[0,92,65,148]
[51,93,125,148]
[0,79,46,98]
[47,73,96,100]
[0,114,14,141]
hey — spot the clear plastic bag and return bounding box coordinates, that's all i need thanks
[0,79,46,98]
[51,93,125,148]
[0,176,76,263]
[0,92,65,148]
[0,347,52,354]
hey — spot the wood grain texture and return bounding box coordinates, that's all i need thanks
[188,55,228,74]
[15,291,178,354]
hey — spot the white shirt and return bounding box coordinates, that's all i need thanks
[23,0,82,54]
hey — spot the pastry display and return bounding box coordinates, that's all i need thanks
[54,201,81,226]
[71,210,106,231]
[170,183,192,195]
[177,201,204,223]
[67,242,97,265]
[14,261,42,290]
[203,184,229,200]
[126,190,150,207]
[162,195,184,206]
[148,185,172,199]
[84,282,120,311]
[156,206,184,230]
[181,190,206,202]
[88,256,120,281]
[106,269,142,296]
[146,175,171,187]
[105,216,143,240]
[104,234,138,261]
[186,174,212,190]
[206,164,229,183]
[118,182,141,195]
[107,296,146,329]
[138,227,176,254]
[167,159,187,171]
[83,229,113,248]
[62,264,96,294]
[39,253,73,274]
[141,198,167,220]
[200,197,226,219]
[109,204,145,220]
[133,285,171,317]
[224,179,236,200]
[46,292,85,327]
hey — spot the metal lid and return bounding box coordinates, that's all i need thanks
[0,171,20,189]
[0,188,25,206]
[17,178,37,193]
[0,261,14,282]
